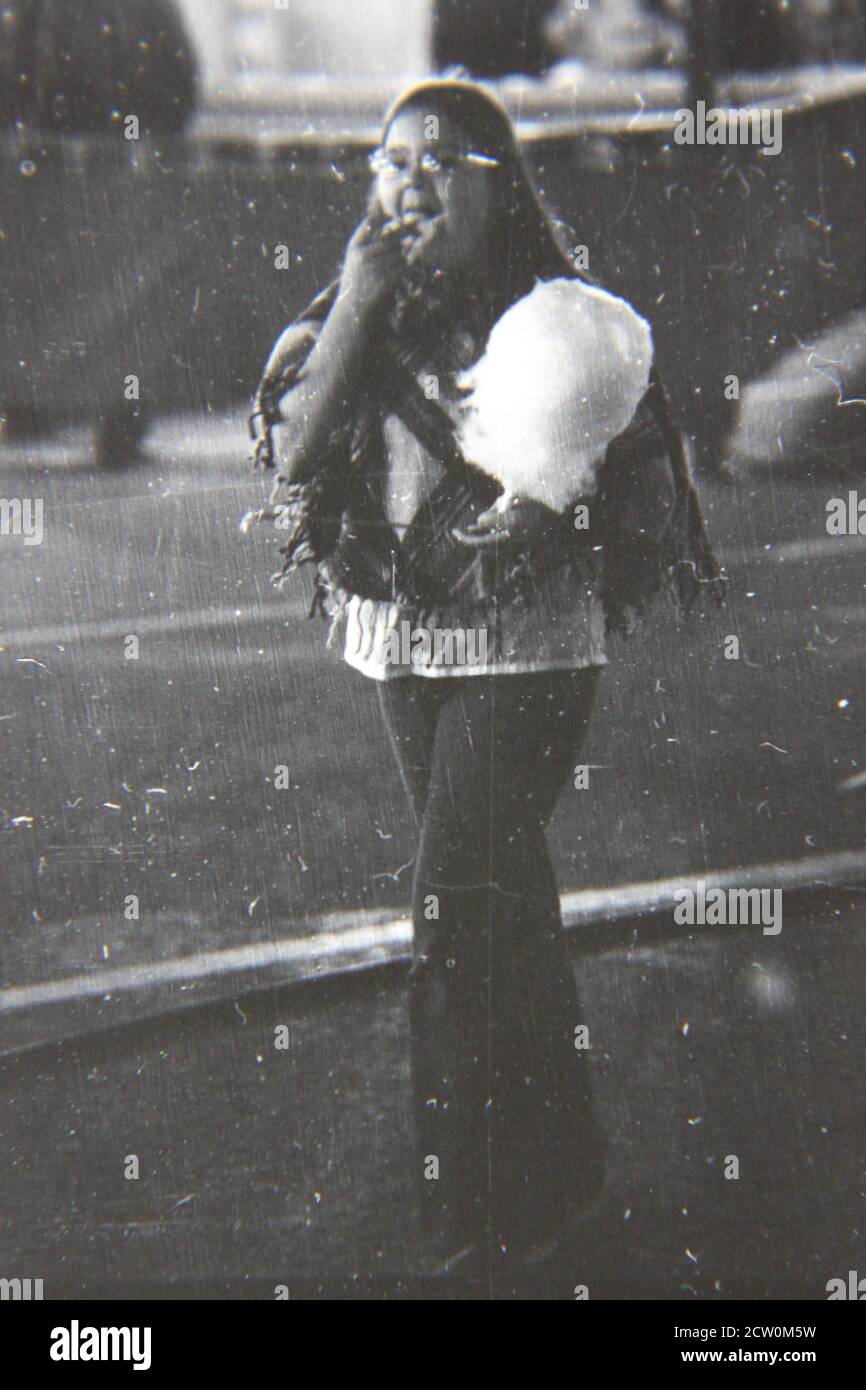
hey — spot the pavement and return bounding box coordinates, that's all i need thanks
[1,894,862,1299]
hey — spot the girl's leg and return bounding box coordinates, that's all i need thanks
[377,675,449,830]
[400,668,606,1252]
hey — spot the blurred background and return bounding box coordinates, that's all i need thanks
[0,1,864,1298]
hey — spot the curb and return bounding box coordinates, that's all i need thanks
[1,850,864,1058]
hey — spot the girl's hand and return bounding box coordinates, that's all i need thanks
[451,491,560,549]
[338,209,410,316]
[402,210,448,268]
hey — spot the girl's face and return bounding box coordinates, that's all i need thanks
[373,107,496,275]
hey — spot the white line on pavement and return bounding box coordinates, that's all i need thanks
[2,849,864,1018]
[0,598,308,649]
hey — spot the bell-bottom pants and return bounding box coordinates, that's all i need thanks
[377,666,606,1250]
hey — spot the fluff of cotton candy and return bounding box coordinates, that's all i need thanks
[455,277,653,513]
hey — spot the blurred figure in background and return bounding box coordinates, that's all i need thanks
[0,0,198,460]
[546,0,687,70]
[834,0,866,60]
[0,0,197,133]
[432,0,561,78]
[693,0,866,75]
[546,0,866,74]
[704,0,805,72]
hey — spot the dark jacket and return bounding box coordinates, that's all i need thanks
[247,279,725,637]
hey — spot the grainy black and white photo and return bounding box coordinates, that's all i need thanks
[1,0,864,1321]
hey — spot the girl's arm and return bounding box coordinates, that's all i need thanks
[270,209,408,484]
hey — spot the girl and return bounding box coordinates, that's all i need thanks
[244,77,723,1275]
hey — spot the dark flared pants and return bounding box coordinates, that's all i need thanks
[377,667,606,1251]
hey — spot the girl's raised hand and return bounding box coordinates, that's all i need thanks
[338,208,409,315]
[402,210,448,268]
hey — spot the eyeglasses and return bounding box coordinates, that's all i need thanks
[368,146,501,179]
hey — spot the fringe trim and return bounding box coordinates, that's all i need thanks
[309,563,509,664]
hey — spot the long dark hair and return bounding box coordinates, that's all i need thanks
[370,78,586,343]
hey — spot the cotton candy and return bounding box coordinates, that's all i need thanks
[455,276,653,512]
